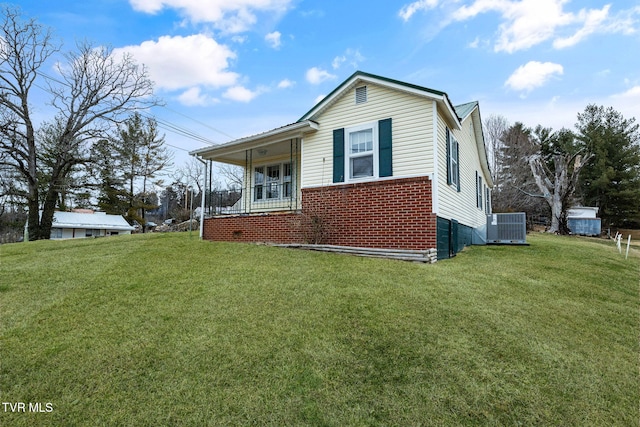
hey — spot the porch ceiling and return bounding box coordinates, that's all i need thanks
[190,120,318,165]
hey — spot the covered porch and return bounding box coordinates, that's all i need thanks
[191,120,318,215]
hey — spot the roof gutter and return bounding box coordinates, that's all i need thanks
[189,120,318,160]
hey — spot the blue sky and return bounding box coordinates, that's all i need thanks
[15,0,640,167]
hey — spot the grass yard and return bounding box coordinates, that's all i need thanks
[0,232,638,426]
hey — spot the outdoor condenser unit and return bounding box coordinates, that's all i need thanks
[486,213,527,244]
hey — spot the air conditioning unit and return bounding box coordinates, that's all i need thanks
[487,213,527,244]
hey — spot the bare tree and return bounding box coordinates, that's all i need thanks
[218,163,243,189]
[0,6,58,240]
[528,127,592,234]
[173,157,211,194]
[0,7,159,240]
[483,114,509,190]
[491,122,542,214]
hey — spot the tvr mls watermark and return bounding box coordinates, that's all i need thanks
[2,402,54,413]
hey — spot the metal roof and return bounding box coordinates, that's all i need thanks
[454,101,478,121]
[49,211,134,230]
[189,120,318,163]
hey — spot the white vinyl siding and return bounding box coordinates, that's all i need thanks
[437,111,491,229]
[302,83,434,187]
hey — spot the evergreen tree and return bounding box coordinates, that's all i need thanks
[575,105,640,228]
[91,139,129,215]
[115,113,172,229]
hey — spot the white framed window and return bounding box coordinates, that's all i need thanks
[254,166,265,200]
[253,162,293,201]
[283,163,292,198]
[447,128,460,190]
[346,122,378,181]
[50,228,62,239]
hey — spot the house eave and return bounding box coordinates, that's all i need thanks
[190,120,318,164]
[470,106,494,188]
[299,71,462,130]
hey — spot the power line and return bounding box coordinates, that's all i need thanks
[158,104,236,141]
[35,70,229,148]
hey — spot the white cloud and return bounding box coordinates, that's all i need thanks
[398,0,440,22]
[305,67,337,85]
[223,85,260,102]
[505,61,564,93]
[177,87,219,106]
[129,0,294,33]
[454,0,574,53]
[231,35,248,44]
[113,34,238,91]
[612,86,640,99]
[277,79,295,89]
[451,0,637,53]
[265,31,282,49]
[332,49,365,70]
[553,5,610,48]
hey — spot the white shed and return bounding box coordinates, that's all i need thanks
[27,211,135,240]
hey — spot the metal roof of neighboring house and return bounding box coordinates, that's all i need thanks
[567,207,599,219]
[48,211,135,231]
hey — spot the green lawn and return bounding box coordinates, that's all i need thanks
[1,233,638,426]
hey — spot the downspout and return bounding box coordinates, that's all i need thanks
[194,156,207,239]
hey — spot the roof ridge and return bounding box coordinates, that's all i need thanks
[298,70,451,122]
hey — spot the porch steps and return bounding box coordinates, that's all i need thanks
[274,244,438,263]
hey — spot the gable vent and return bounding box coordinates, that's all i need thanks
[355,86,367,104]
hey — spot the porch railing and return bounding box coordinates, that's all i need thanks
[209,184,299,215]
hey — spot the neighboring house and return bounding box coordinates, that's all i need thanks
[191,71,493,259]
[26,210,135,240]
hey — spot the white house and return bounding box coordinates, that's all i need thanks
[191,71,493,259]
[27,210,135,240]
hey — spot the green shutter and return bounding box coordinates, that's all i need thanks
[378,118,392,177]
[446,128,452,185]
[456,140,460,192]
[333,128,345,183]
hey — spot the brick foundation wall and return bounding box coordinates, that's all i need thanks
[301,176,436,250]
[202,212,303,244]
[203,176,436,250]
